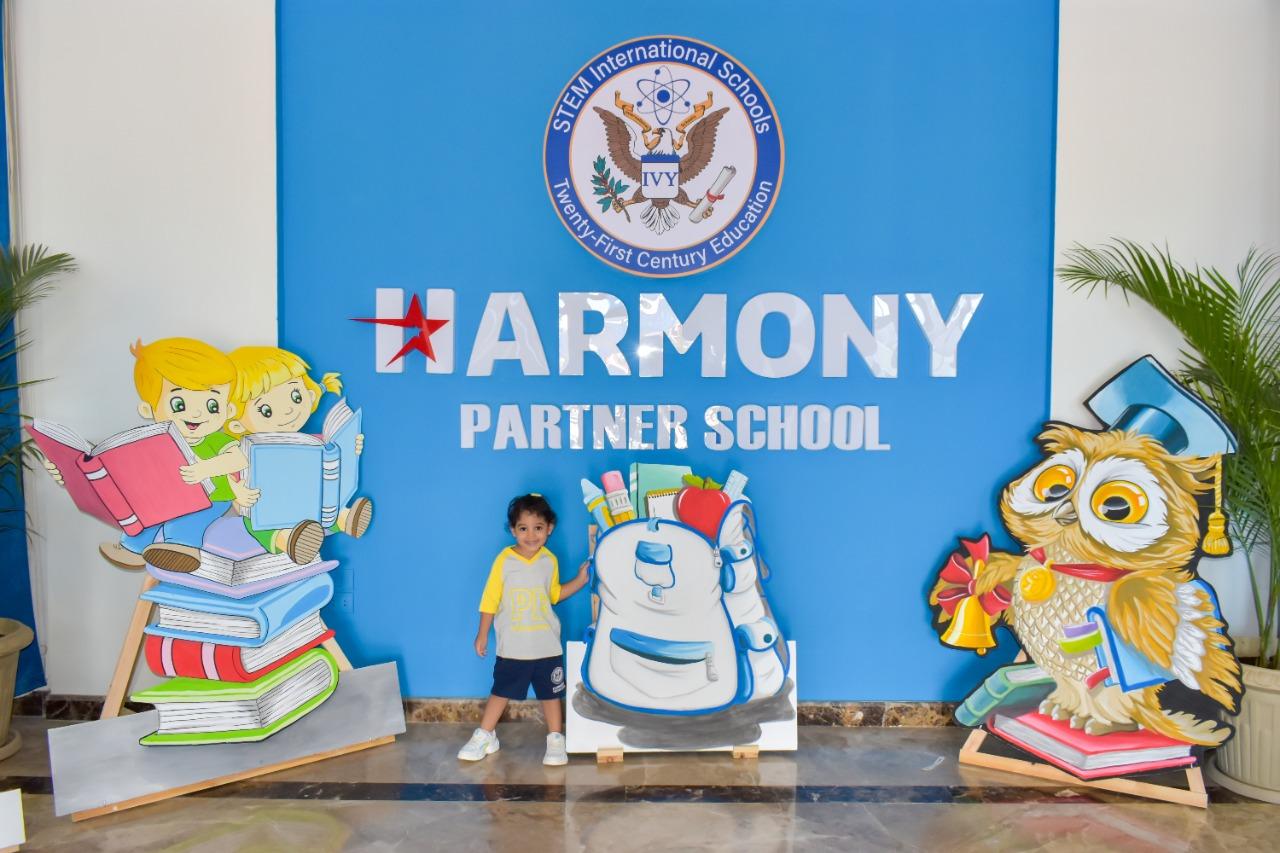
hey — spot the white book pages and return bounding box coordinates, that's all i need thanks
[234,554,320,585]
[243,432,322,447]
[321,398,354,443]
[191,553,322,588]
[156,605,260,638]
[241,615,326,672]
[30,419,92,453]
[189,553,236,585]
[154,658,333,734]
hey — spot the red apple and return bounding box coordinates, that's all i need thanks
[676,475,732,539]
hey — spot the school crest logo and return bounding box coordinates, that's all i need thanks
[545,36,783,277]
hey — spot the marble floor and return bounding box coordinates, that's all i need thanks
[2,717,1278,851]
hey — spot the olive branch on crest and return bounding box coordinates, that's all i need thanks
[591,156,631,222]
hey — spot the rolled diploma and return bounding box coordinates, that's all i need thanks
[689,165,737,223]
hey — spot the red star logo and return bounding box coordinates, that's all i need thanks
[352,294,449,366]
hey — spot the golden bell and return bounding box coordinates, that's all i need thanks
[940,595,996,655]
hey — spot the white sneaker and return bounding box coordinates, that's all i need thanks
[457,727,499,761]
[543,732,568,766]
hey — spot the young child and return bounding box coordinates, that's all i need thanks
[459,494,589,766]
[43,337,249,572]
[224,346,372,564]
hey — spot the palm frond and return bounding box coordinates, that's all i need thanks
[0,244,76,510]
[1061,240,1280,664]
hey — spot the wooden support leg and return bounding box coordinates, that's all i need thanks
[101,574,159,719]
[596,746,624,764]
[322,637,354,672]
[1186,765,1207,797]
[69,734,396,821]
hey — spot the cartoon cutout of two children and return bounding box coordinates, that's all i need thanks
[41,337,372,573]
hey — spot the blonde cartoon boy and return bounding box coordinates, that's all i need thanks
[42,338,265,572]
[225,346,372,562]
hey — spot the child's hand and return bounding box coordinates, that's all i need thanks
[179,460,210,484]
[39,453,65,487]
[576,560,590,582]
[474,635,488,657]
[230,479,261,512]
[355,433,365,455]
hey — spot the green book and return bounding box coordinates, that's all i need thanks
[954,662,1055,728]
[131,648,339,745]
[629,462,693,519]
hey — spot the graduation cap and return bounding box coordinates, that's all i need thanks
[1086,355,1237,554]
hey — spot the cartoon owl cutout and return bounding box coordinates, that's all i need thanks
[931,357,1242,778]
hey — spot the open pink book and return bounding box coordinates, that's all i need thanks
[27,419,214,535]
[988,710,1197,780]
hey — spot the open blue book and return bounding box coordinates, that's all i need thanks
[242,398,361,531]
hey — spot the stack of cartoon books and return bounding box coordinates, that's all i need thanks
[130,516,341,745]
[961,662,1198,779]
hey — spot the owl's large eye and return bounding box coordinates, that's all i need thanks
[1032,465,1076,502]
[1090,481,1148,523]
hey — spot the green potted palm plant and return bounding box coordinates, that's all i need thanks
[0,244,74,761]
[1059,241,1280,801]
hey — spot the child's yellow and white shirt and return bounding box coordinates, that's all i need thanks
[478,546,563,660]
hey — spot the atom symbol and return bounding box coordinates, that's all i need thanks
[635,66,692,126]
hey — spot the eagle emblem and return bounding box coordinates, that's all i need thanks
[544,37,782,276]
[592,84,735,235]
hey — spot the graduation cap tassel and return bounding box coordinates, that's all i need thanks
[1203,454,1231,556]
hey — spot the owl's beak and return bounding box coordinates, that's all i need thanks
[1052,501,1079,526]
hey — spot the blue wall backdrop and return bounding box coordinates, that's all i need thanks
[278,0,1058,700]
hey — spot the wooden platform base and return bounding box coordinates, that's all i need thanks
[71,735,395,821]
[596,746,625,764]
[958,728,1207,808]
[732,744,760,760]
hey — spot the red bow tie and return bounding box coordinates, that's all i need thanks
[1028,548,1133,583]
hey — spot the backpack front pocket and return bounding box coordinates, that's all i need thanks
[608,628,719,699]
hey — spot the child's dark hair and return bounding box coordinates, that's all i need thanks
[508,493,557,529]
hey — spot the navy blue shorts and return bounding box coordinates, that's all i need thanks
[491,655,565,700]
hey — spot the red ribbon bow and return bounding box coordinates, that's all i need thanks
[935,534,1013,616]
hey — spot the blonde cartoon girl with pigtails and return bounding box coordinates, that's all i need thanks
[226,346,373,564]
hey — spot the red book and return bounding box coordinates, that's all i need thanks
[27,419,213,535]
[145,621,334,682]
[988,710,1197,780]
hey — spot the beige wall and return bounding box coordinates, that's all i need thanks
[1052,0,1280,637]
[1052,0,1280,418]
[11,0,277,694]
